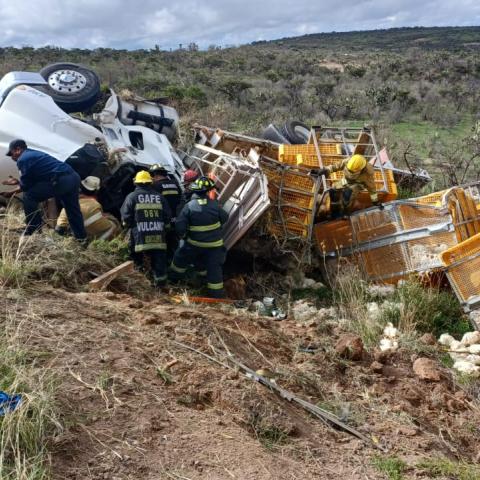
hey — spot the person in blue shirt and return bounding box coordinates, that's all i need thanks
[1,139,87,240]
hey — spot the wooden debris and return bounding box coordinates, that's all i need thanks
[88,260,134,291]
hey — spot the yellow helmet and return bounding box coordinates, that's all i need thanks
[134,170,153,184]
[346,154,367,173]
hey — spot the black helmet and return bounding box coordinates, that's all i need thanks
[149,163,169,175]
[190,176,216,192]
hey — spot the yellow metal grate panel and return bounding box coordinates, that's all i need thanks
[398,204,448,230]
[360,243,409,279]
[448,257,480,303]
[278,143,345,167]
[314,220,353,253]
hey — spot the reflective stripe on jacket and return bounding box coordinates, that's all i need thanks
[153,178,183,217]
[175,193,228,248]
[56,195,119,239]
[326,159,378,202]
[120,185,172,252]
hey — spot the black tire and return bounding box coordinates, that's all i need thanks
[38,63,100,113]
[281,120,310,144]
[261,124,291,144]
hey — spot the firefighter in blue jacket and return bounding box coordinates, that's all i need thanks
[170,176,229,298]
[149,164,183,261]
[1,139,87,240]
[121,171,171,287]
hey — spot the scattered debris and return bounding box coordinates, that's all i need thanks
[292,300,318,323]
[461,331,480,346]
[0,391,22,415]
[379,322,400,352]
[252,297,287,319]
[367,284,396,298]
[367,302,381,321]
[439,330,480,375]
[301,277,325,290]
[88,260,134,291]
[452,360,480,376]
[226,354,384,450]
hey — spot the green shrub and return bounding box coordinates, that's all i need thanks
[372,455,407,480]
[380,279,469,337]
[417,457,480,480]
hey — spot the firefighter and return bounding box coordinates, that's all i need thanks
[121,171,171,287]
[149,164,183,215]
[182,169,199,203]
[55,176,120,241]
[149,164,183,260]
[170,176,229,298]
[312,154,382,218]
[1,139,87,241]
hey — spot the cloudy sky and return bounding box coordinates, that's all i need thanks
[0,0,478,50]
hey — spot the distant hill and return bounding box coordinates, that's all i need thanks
[253,26,480,51]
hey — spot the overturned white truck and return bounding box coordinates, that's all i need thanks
[0,64,183,209]
[0,63,271,249]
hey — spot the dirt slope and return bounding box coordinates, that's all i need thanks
[6,283,480,479]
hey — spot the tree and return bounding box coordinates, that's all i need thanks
[218,79,252,106]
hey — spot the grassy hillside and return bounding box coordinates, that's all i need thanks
[1,26,480,184]
[266,26,480,51]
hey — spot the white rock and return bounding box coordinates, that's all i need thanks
[465,354,480,366]
[368,284,395,298]
[252,301,265,313]
[379,338,399,352]
[453,360,480,376]
[449,352,469,362]
[469,344,480,354]
[438,334,455,347]
[302,278,317,288]
[383,322,399,339]
[292,300,318,323]
[461,331,480,347]
[450,340,463,352]
[317,307,337,320]
[367,302,381,321]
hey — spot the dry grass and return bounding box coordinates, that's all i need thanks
[332,266,384,348]
[0,209,150,295]
[0,305,61,480]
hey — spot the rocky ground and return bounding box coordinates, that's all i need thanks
[4,275,480,479]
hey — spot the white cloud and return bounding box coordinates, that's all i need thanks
[0,0,478,49]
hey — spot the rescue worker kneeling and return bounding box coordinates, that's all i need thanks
[170,176,229,298]
[121,171,171,287]
[312,154,382,218]
[55,176,120,240]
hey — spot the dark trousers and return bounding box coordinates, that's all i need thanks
[128,235,167,286]
[23,172,86,239]
[166,226,179,263]
[329,187,355,218]
[170,243,226,298]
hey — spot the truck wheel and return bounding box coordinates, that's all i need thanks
[39,63,101,113]
[281,120,310,144]
[261,124,291,144]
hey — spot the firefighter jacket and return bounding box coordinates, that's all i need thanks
[326,159,378,203]
[152,178,183,217]
[121,185,172,252]
[56,195,119,240]
[175,193,229,248]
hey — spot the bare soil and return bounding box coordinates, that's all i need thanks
[4,278,480,479]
